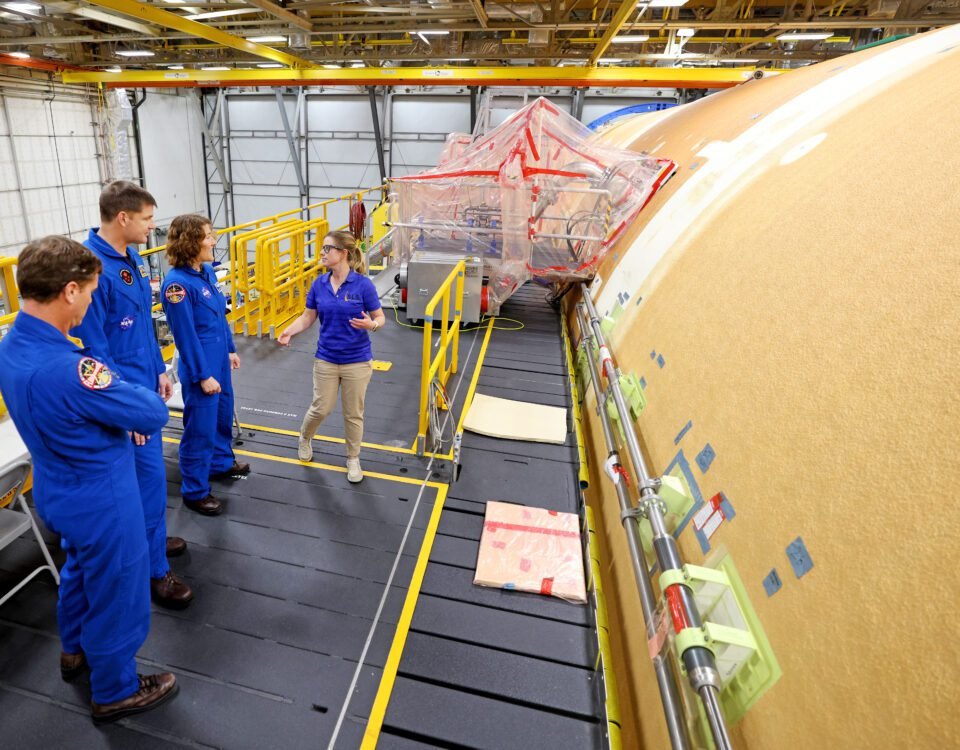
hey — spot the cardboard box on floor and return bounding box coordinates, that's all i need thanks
[474,500,587,604]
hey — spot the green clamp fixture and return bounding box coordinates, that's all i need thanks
[634,474,694,563]
[664,552,782,727]
[604,372,647,442]
[599,300,625,338]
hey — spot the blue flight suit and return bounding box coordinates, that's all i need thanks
[161,264,237,502]
[71,229,170,580]
[0,312,168,704]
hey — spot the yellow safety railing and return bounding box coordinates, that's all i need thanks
[416,260,465,456]
[0,256,19,331]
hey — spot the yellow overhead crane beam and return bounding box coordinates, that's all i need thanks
[81,0,315,68]
[62,65,772,89]
[588,0,643,65]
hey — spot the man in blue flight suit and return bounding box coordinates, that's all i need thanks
[72,181,193,609]
[0,236,179,722]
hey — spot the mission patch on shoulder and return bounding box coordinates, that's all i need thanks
[165,283,186,304]
[78,357,113,390]
[119,268,134,285]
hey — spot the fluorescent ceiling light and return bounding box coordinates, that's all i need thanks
[777,32,832,41]
[117,50,155,57]
[190,9,257,20]
[257,63,284,68]
[641,0,688,7]
[415,30,450,35]
[8,50,29,58]
[162,0,185,3]
[202,66,230,71]
[613,35,650,43]
[718,58,759,63]
[350,62,364,68]
[676,28,696,37]
[447,58,470,61]
[322,64,340,69]
[167,64,184,69]
[5,2,41,12]
[597,57,623,63]
[105,66,122,73]
[248,35,286,43]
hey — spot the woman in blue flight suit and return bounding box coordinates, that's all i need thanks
[161,215,248,513]
[0,236,177,721]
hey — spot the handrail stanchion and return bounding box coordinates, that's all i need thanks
[416,260,465,456]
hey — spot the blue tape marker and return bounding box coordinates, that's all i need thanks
[762,569,782,597]
[674,420,693,445]
[696,443,716,473]
[650,349,657,360]
[664,450,705,539]
[657,354,666,368]
[639,376,647,390]
[717,492,736,520]
[694,527,711,555]
[635,296,643,306]
[786,536,814,578]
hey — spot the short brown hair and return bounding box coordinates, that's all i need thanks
[166,214,212,268]
[17,236,102,302]
[99,180,157,222]
[326,230,364,274]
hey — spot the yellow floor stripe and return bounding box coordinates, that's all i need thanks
[167,411,454,459]
[361,481,448,748]
[160,435,444,489]
[455,317,495,437]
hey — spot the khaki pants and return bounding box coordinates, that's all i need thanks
[300,359,373,459]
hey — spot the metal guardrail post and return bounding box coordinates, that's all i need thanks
[579,283,733,750]
[417,261,465,456]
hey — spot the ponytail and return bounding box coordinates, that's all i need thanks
[327,229,364,274]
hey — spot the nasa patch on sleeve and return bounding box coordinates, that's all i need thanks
[78,357,114,390]
[165,284,186,304]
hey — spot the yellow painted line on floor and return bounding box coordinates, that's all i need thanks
[160,435,445,489]
[167,411,449,459]
[361,481,447,749]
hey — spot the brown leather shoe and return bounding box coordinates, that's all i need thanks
[91,672,179,724]
[210,461,251,479]
[183,493,223,516]
[150,571,194,610]
[166,536,187,557]
[60,651,87,682]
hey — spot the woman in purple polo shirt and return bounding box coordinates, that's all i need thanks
[278,230,385,482]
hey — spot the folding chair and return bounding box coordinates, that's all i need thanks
[0,459,60,608]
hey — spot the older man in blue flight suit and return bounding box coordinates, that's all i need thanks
[0,236,178,722]
[72,181,193,610]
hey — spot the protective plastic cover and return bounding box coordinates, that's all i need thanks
[474,500,587,604]
[389,97,676,309]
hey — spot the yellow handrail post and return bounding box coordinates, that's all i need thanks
[416,260,465,456]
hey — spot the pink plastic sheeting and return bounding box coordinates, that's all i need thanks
[390,97,676,309]
[474,500,587,604]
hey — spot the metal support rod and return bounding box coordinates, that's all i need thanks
[575,304,690,750]
[220,90,236,228]
[275,89,307,201]
[580,283,734,750]
[0,93,32,239]
[368,86,387,184]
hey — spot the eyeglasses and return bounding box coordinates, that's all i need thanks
[320,244,344,254]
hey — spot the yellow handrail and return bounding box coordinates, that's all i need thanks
[416,260,465,456]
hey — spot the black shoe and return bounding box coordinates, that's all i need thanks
[210,461,250,480]
[166,536,187,557]
[150,571,194,610]
[61,651,87,682]
[183,494,223,516]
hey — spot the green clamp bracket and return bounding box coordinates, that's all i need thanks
[604,372,647,441]
[665,552,782,727]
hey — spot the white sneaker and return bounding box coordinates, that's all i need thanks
[298,438,313,462]
[346,457,363,483]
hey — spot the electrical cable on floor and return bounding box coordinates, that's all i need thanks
[326,320,486,750]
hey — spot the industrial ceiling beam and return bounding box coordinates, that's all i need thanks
[467,0,490,28]
[244,0,313,31]
[588,0,645,65]
[80,0,316,67]
[61,64,776,88]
